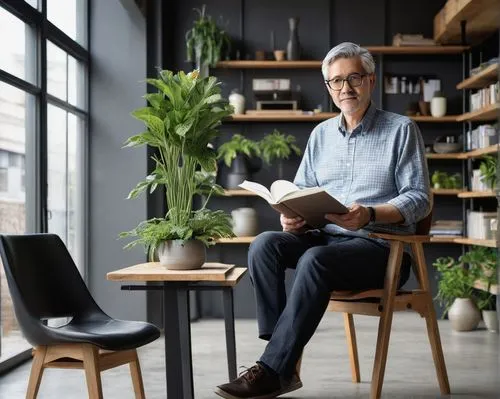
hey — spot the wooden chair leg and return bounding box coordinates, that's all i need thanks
[129,350,146,399]
[82,344,103,399]
[343,313,360,383]
[26,346,47,399]
[370,307,395,399]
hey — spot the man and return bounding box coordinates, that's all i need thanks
[215,42,430,399]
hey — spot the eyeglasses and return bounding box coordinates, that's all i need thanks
[325,73,368,91]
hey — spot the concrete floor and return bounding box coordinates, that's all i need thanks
[0,312,498,399]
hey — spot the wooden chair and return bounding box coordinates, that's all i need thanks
[328,209,450,399]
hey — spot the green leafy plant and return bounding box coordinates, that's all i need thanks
[431,171,462,189]
[433,256,480,317]
[258,129,302,165]
[217,134,260,167]
[479,154,497,189]
[185,5,231,68]
[120,69,235,259]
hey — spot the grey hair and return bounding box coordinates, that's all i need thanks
[321,42,375,80]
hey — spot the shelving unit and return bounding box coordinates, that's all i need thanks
[217,236,255,244]
[457,191,496,198]
[454,237,497,248]
[456,103,500,122]
[432,188,464,195]
[456,63,499,90]
[222,189,256,197]
[426,153,464,160]
[473,280,499,295]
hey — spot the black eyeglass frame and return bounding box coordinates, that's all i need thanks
[324,73,370,91]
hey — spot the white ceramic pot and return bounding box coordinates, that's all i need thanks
[231,207,258,237]
[229,90,245,114]
[430,96,447,117]
[448,298,481,332]
[157,239,206,270]
[482,310,499,333]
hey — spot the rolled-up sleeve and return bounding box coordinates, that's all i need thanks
[387,121,430,225]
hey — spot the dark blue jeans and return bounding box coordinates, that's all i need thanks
[248,230,411,377]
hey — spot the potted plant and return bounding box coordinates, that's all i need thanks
[120,69,234,270]
[258,129,302,179]
[217,134,261,189]
[478,154,497,189]
[431,170,462,189]
[433,256,481,331]
[185,5,231,77]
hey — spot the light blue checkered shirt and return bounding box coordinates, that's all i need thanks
[294,102,430,240]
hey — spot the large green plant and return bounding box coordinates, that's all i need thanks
[185,5,231,68]
[479,154,497,189]
[217,134,260,167]
[120,70,234,259]
[259,129,301,165]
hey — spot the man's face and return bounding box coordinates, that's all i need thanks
[325,56,375,116]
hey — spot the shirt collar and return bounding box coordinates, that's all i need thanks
[337,101,376,136]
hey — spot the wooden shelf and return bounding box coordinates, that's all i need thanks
[473,280,499,295]
[457,191,496,198]
[216,236,255,244]
[457,63,499,90]
[429,236,463,243]
[464,144,499,158]
[426,152,464,159]
[432,188,464,195]
[434,0,500,44]
[222,189,257,197]
[456,103,500,122]
[227,113,338,122]
[411,115,460,122]
[454,237,497,248]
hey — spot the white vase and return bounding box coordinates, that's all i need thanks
[482,310,499,332]
[229,90,245,114]
[448,298,481,331]
[430,96,447,117]
[157,239,206,270]
[231,207,258,237]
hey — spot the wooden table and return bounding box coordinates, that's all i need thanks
[107,262,247,399]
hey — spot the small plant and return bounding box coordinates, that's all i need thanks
[217,134,260,167]
[433,256,480,317]
[478,154,497,189]
[185,5,231,68]
[431,171,462,189]
[258,129,302,165]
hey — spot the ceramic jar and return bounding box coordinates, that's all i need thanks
[448,298,481,331]
[430,91,447,117]
[229,89,245,114]
[231,207,258,237]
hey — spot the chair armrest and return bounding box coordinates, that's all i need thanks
[368,233,430,243]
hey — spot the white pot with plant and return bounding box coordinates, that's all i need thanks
[434,256,481,331]
[120,70,234,270]
[259,129,302,179]
[217,134,261,189]
[185,5,231,78]
[478,155,497,190]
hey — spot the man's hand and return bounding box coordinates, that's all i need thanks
[325,204,370,231]
[280,214,306,233]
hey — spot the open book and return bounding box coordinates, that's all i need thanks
[239,180,348,228]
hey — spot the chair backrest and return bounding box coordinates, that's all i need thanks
[0,234,104,344]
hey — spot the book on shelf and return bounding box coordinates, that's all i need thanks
[238,180,348,228]
[430,220,463,236]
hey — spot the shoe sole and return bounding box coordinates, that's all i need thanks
[214,380,303,399]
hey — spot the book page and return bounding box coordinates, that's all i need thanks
[238,180,273,203]
[270,180,300,202]
[279,186,324,202]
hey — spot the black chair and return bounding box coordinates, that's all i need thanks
[0,234,161,399]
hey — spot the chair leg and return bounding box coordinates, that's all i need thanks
[343,313,360,383]
[424,300,451,394]
[82,344,103,399]
[129,350,146,399]
[26,346,47,399]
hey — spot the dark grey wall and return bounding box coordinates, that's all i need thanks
[89,0,147,321]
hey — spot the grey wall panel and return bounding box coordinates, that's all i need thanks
[89,0,147,321]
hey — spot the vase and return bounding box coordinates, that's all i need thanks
[482,310,499,332]
[231,207,258,237]
[286,17,301,61]
[228,89,245,114]
[448,298,481,332]
[430,92,447,117]
[157,239,206,270]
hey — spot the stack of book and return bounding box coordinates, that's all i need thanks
[430,220,463,237]
[392,33,436,47]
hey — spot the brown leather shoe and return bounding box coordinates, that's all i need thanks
[214,364,303,399]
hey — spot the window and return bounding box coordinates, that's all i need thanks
[47,0,87,47]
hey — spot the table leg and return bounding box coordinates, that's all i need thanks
[163,285,194,399]
[222,288,237,381]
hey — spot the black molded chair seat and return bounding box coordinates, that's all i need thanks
[39,317,160,351]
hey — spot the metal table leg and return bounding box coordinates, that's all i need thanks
[163,285,194,399]
[222,288,237,381]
